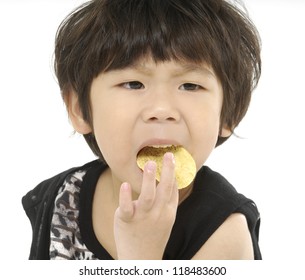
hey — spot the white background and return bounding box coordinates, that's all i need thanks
[0,0,304,272]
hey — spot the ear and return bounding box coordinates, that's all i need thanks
[65,90,92,135]
[220,125,232,138]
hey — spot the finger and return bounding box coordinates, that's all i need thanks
[169,180,179,209]
[117,182,134,222]
[138,160,157,211]
[156,152,176,203]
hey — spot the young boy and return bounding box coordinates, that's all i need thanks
[22,0,262,260]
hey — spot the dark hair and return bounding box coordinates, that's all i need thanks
[54,0,261,159]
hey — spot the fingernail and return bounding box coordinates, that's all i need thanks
[121,182,129,191]
[145,161,156,173]
[165,152,175,165]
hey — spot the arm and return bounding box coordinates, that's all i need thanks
[113,152,178,260]
[192,213,254,260]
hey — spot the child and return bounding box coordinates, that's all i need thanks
[22,0,262,260]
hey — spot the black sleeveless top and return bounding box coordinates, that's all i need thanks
[79,160,262,259]
[22,160,262,259]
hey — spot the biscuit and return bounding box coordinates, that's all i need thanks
[136,146,196,189]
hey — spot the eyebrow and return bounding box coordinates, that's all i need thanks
[174,63,216,78]
[128,61,216,78]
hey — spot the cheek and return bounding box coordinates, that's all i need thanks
[92,112,143,190]
[189,111,220,168]
[91,106,135,165]
[94,120,126,159]
[195,129,219,168]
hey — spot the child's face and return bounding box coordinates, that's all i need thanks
[75,57,229,193]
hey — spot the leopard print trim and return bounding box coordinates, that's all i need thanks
[49,170,98,260]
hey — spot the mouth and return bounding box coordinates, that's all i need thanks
[136,144,180,158]
[146,145,174,148]
[136,145,178,180]
[137,139,182,155]
[136,139,183,174]
[136,144,197,189]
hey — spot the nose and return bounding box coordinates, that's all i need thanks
[141,91,180,123]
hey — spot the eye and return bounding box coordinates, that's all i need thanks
[121,81,144,90]
[179,83,202,91]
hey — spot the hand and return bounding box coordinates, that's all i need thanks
[114,152,179,260]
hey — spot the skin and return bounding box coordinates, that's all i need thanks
[67,57,254,259]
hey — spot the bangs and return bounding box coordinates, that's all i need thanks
[91,0,220,74]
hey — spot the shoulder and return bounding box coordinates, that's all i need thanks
[194,166,239,197]
[21,160,104,259]
[189,166,249,215]
[192,213,254,260]
[22,160,102,213]
[165,166,261,260]
[191,166,260,260]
